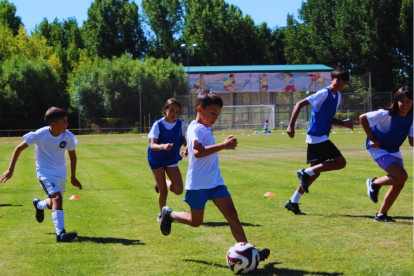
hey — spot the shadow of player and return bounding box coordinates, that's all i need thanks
[75,236,145,246]
[202,222,261,227]
[0,204,22,207]
[252,262,344,276]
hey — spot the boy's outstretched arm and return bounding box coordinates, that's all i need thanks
[287,99,310,138]
[409,136,413,147]
[332,118,354,131]
[193,135,237,158]
[1,141,29,183]
[68,150,82,190]
[359,114,380,148]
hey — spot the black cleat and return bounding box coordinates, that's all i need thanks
[366,178,380,203]
[285,200,306,215]
[32,198,44,223]
[374,212,395,222]
[160,206,173,236]
[56,230,78,242]
[258,248,270,262]
[296,169,310,193]
[154,182,159,193]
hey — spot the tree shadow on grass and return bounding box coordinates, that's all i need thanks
[0,204,22,207]
[75,236,145,245]
[202,222,261,227]
[183,260,343,276]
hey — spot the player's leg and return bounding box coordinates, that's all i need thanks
[229,86,236,93]
[212,196,247,243]
[152,167,168,214]
[171,208,205,227]
[310,155,346,174]
[165,166,183,195]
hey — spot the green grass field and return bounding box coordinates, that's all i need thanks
[0,130,412,275]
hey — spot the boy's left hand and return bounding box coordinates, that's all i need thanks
[71,177,82,190]
[180,150,188,157]
[343,120,354,130]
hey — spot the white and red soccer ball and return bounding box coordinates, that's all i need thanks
[226,242,259,274]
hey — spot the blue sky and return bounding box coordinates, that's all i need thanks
[11,0,304,33]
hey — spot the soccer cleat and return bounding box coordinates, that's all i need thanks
[284,200,306,215]
[366,178,379,203]
[56,230,78,242]
[258,248,270,262]
[296,169,310,193]
[32,198,44,223]
[157,213,162,222]
[154,183,159,193]
[160,206,173,236]
[374,212,395,222]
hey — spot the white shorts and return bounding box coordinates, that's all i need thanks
[167,163,178,168]
[38,175,66,198]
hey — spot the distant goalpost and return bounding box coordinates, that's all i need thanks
[215,105,275,130]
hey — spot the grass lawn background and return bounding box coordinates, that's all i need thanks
[0,129,412,275]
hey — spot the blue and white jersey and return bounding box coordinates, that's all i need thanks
[366,109,413,159]
[306,87,341,144]
[147,118,185,168]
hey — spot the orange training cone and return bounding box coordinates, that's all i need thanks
[69,195,81,200]
[264,192,275,196]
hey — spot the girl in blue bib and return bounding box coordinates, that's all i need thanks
[360,86,413,222]
[148,98,188,222]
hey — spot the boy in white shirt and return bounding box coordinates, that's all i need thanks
[159,90,270,262]
[1,107,82,242]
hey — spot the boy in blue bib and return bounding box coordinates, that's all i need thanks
[285,68,353,215]
[360,85,413,222]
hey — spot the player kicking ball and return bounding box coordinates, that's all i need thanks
[285,68,353,215]
[1,107,82,242]
[159,90,270,262]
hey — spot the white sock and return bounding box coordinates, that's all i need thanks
[290,191,303,203]
[52,210,65,235]
[37,199,49,210]
[304,168,315,176]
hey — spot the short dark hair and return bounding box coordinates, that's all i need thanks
[331,67,349,82]
[385,85,413,116]
[195,89,223,109]
[162,98,181,116]
[288,74,293,77]
[44,107,67,125]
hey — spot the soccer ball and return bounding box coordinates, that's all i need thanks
[226,242,259,274]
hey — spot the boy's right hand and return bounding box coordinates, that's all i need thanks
[369,137,381,148]
[164,143,174,151]
[222,135,238,150]
[287,125,295,138]
[1,170,13,183]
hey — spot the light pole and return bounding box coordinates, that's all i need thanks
[181,43,198,122]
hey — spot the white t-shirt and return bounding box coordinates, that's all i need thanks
[305,88,341,144]
[185,120,224,190]
[366,109,413,159]
[148,118,186,139]
[24,126,79,179]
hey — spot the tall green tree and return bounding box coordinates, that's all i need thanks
[284,0,412,91]
[0,0,22,35]
[82,0,147,59]
[181,0,264,66]
[142,0,182,59]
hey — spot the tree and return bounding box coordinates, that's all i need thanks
[0,0,22,35]
[82,0,147,59]
[142,0,183,59]
[284,0,412,91]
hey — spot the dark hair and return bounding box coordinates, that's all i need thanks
[385,85,413,116]
[229,74,234,78]
[265,120,268,122]
[309,74,314,77]
[195,89,223,109]
[44,107,67,125]
[288,74,293,77]
[162,98,181,116]
[331,67,349,82]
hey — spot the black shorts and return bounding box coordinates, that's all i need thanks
[307,140,342,165]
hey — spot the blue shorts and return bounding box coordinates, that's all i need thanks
[183,185,231,210]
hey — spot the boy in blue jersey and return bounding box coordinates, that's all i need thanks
[159,90,270,262]
[285,68,354,215]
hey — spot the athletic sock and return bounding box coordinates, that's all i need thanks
[170,211,174,221]
[304,168,315,176]
[37,199,49,210]
[290,191,303,204]
[52,210,65,235]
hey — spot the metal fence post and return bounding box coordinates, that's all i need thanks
[139,76,142,134]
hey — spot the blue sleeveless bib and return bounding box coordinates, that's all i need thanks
[366,112,413,153]
[147,119,185,168]
[307,88,338,137]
